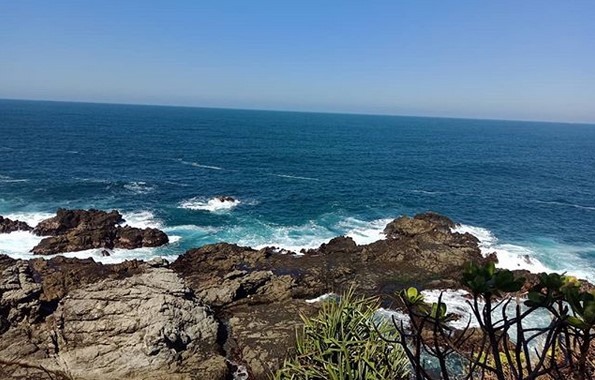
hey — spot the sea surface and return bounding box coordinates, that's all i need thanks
[1,99,594,281]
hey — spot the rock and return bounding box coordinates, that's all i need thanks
[100,249,111,256]
[30,209,168,255]
[383,212,455,239]
[0,212,492,379]
[305,236,357,255]
[0,258,229,380]
[224,300,319,379]
[115,226,169,249]
[0,216,32,234]
[216,196,235,202]
[33,208,124,236]
[0,259,42,329]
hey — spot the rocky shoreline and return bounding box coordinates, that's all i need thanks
[0,210,533,379]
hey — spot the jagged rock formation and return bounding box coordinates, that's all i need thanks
[0,256,228,380]
[0,212,490,379]
[30,209,169,255]
[0,216,32,234]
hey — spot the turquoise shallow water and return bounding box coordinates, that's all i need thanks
[0,99,594,280]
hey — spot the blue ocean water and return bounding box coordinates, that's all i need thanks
[1,99,594,280]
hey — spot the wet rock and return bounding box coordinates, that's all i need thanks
[0,216,32,234]
[33,208,123,236]
[115,226,169,249]
[30,209,168,255]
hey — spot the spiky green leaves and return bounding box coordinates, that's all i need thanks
[273,288,410,380]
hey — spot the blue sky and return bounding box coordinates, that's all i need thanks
[1,1,594,122]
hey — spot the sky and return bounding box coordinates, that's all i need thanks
[1,1,594,123]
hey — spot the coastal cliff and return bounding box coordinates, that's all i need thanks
[0,211,489,379]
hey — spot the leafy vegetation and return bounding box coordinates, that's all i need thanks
[273,288,410,380]
[390,262,595,379]
[275,263,594,379]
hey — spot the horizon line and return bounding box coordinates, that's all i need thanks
[1,97,593,126]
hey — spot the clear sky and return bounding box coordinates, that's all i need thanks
[1,1,594,123]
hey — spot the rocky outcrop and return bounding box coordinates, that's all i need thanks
[0,256,229,380]
[0,216,32,234]
[0,212,491,379]
[168,212,486,378]
[33,209,123,236]
[30,209,169,255]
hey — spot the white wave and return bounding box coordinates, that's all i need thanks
[16,247,177,265]
[0,175,28,183]
[123,181,155,194]
[420,289,552,333]
[341,217,392,245]
[421,289,477,329]
[453,224,594,282]
[375,307,410,329]
[533,200,595,211]
[411,189,443,195]
[178,159,223,170]
[121,210,164,229]
[242,220,333,253]
[305,293,338,303]
[0,230,44,257]
[179,196,240,212]
[272,174,319,181]
[2,211,54,227]
[74,177,112,184]
[239,217,391,253]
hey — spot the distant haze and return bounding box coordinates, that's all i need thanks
[1,1,594,123]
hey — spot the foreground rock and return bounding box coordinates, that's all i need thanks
[0,216,32,234]
[1,212,490,379]
[30,209,169,255]
[0,256,228,380]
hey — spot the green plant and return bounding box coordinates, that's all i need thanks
[391,263,595,380]
[273,288,410,380]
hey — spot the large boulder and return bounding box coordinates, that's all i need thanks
[0,216,32,234]
[33,208,123,236]
[0,256,229,380]
[115,226,169,249]
[30,209,168,255]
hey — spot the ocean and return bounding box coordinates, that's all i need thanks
[1,99,594,281]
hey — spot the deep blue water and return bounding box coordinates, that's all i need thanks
[1,99,594,279]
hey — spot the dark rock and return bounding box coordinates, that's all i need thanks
[383,212,455,239]
[30,209,168,255]
[0,216,32,234]
[305,236,357,255]
[33,208,123,236]
[100,249,111,257]
[115,226,168,249]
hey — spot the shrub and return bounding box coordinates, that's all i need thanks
[273,288,410,380]
[390,263,595,380]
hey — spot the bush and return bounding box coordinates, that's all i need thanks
[273,288,410,380]
[391,263,595,380]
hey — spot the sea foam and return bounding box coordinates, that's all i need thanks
[179,196,240,212]
[453,224,594,282]
[123,181,155,194]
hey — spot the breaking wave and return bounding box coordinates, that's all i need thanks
[453,224,595,282]
[179,196,241,212]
